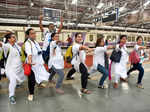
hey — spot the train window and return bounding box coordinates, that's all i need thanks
[144,37,147,41]
[89,34,93,42]
[0,32,5,41]
[148,37,150,41]
[128,36,132,42]
[132,36,135,41]
[97,34,104,39]
[106,35,111,40]
[112,35,116,41]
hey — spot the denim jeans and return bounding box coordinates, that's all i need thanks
[127,63,144,84]
[51,66,64,88]
[97,64,109,86]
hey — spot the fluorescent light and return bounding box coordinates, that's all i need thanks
[119,7,126,12]
[144,0,150,7]
[72,0,78,4]
[130,10,139,14]
[97,3,104,9]
[119,3,127,12]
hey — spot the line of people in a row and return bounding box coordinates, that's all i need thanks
[0,28,147,105]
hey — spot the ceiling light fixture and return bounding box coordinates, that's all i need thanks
[96,2,104,9]
[144,0,150,7]
[72,0,78,4]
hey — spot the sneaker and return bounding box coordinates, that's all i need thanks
[113,83,119,88]
[38,83,47,88]
[98,85,107,89]
[49,80,56,84]
[137,84,144,89]
[9,96,16,104]
[66,77,75,80]
[88,77,91,79]
[28,95,34,101]
[120,77,128,82]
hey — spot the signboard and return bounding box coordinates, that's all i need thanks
[94,8,119,23]
[43,8,61,21]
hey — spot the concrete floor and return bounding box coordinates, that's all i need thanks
[0,63,150,112]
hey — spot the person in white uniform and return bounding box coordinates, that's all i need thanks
[89,37,112,89]
[24,28,50,101]
[48,33,65,94]
[111,35,128,88]
[39,15,63,63]
[0,33,26,104]
[71,33,92,94]
[39,15,63,83]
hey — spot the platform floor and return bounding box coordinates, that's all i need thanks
[0,62,150,112]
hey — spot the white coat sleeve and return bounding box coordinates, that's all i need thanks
[25,41,32,56]
[2,43,10,57]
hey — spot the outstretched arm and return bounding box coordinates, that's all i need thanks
[57,17,63,34]
[39,15,44,32]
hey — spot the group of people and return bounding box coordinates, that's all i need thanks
[0,16,147,105]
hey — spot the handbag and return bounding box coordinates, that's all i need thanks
[104,52,109,70]
[110,49,122,63]
[23,63,31,76]
[129,50,140,64]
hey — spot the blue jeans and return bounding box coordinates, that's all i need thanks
[97,64,109,86]
[51,66,64,88]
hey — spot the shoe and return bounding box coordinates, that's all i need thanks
[66,77,75,80]
[98,85,107,89]
[28,95,34,101]
[88,77,91,79]
[9,96,16,104]
[49,80,56,84]
[38,83,47,88]
[120,78,128,82]
[56,88,64,94]
[113,83,118,88]
[80,89,92,94]
[137,84,144,89]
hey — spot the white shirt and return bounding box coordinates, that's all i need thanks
[48,41,64,69]
[71,43,86,65]
[93,46,107,69]
[25,39,44,65]
[2,43,26,82]
[42,29,56,51]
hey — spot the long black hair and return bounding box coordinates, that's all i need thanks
[4,33,14,43]
[136,35,143,42]
[24,28,33,43]
[75,32,82,38]
[95,37,104,47]
[118,35,127,44]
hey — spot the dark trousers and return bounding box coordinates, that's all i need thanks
[49,68,56,81]
[127,63,144,84]
[0,67,1,80]
[28,70,36,95]
[66,65,76,78]
[79,63,89,89]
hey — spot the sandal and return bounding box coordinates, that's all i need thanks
[80,89,92,94]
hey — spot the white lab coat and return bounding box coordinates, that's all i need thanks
[48,41,64,69]
[111,44,128,83]
[2,43,26,97]
[71,43,86,72]
[25,39,50,84]
[3,43,26,83]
